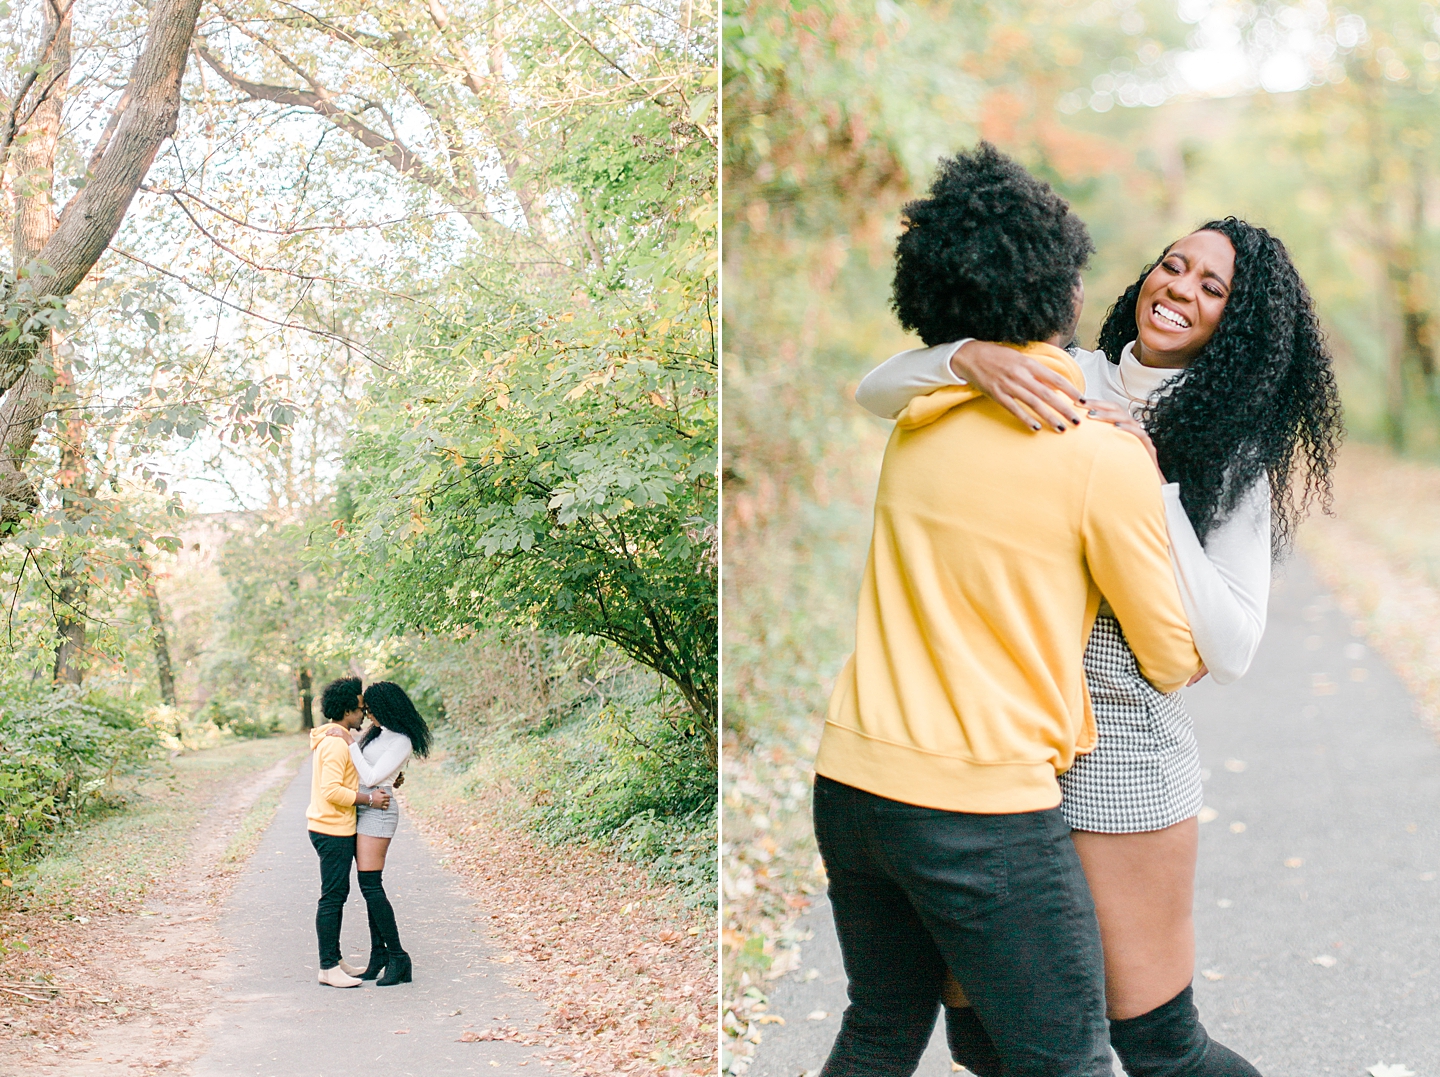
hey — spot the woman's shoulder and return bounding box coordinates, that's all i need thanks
[380,728,414,748]
[1071,346,1108,395]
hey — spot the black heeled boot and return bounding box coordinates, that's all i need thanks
[360,904,388,980]
[376,950,412,986]
[358,869,411,986]
[1108,985,1262,1077]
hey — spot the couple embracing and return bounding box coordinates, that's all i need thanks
[813,144,1342,1076]
[305,676,433,989]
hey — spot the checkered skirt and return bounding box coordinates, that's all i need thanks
[1058,615,1204,833]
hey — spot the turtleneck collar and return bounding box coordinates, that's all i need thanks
[1103,340,1185,408]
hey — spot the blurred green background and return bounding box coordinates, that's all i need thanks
[721,0,1440,1061]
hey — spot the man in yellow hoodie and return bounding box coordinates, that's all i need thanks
[307,676,389,988]
[812,145,1202,1077]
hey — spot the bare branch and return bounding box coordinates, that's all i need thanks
[194,41,494,230]
[108,247,394,371]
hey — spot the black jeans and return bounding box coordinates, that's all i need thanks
[309,830,356,970]
[812,776,1110,1077]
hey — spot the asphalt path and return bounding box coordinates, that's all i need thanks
[190,758,550,1077]
[750,556,1440,1077]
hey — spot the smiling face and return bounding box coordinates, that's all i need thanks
[1133,229,1236,369]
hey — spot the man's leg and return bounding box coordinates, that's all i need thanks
[885,803,1111,1077]
[309,831,355,969]
[812,777,944,1077]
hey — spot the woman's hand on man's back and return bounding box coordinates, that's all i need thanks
[951,340,1085,432]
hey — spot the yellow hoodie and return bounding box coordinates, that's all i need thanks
[815,343,1201,814]
[306,725,359,836]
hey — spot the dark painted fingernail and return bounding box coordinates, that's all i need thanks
[1070,417,1081,425]
[1055,424,1067,432]
[1077,396,1087,404]
[1032,423,1042,431]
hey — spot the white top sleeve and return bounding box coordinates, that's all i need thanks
[350,731,413,788]
[854,341,972,419]
[1162,477,1271,685]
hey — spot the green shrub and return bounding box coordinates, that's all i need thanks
[203,699,282,740]
[0,683,158,879]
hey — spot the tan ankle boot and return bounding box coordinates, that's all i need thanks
[317,965,362,988]
[337,958,366,977]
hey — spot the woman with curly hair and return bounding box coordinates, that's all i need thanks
[858,197,1343,1074]
[320,680,433,986]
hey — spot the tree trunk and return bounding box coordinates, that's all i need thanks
[0,0,204,529]
[297,667,314,729]
[1362,80,1407,451]
[52,568,86,684]
[137,549,177,706]
[51,348,88,685]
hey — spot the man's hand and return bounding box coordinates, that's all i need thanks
[366,788,391,811]
[950,340,1085,433]
[321,725,354,744]
[1186,665,1209,687]
[1084,400,1165,480]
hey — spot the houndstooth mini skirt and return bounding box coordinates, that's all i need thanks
[355,784,399,838]
[1058,615,1204,833]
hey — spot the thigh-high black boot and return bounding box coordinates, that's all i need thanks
[357,869,412,985]
[1108,986,1261,1077]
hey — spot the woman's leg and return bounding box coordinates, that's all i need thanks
[1070,820,1197,1020]
[356,835,391,871]
[1072,819,1260,1076]
[356,835,393,977]
[356,835,410,984]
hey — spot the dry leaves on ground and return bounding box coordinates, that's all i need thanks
[402,775,715,1077]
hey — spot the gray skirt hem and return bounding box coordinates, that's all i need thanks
[355,784,399,838]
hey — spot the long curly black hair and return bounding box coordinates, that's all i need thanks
[361,681,433,758]
[1096,217,1343,553]
[893,142,1094,346]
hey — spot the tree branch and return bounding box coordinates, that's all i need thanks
[195,41,494,230]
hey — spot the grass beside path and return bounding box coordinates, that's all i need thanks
[399,748,718,1077]
[0,734,304,1054]
[1301,443,1440,732]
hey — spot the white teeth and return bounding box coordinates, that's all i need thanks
[1154,303,1190,329]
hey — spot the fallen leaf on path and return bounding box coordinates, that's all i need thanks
[458,1031,483,1042]
[394,1029,410,1035]
[1311,955,1337,968]
[1223,759,1246,773]
[1284,858,1303,868]
[1197,807,1218,824]
[753,1015,785,1025]
[806,1011,828,1021]
[1368,1064,1415,1077]
[1201,970,1224,982]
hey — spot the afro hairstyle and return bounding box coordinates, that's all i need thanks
[320,676,362,723]
[892,142,1094,347]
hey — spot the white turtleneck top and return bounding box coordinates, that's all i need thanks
[855,339,1270,685]
[349,727,413,790]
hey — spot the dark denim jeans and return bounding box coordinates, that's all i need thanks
[812,775,1110,1077]
[309,830,356,970]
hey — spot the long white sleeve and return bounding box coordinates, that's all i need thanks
[854,341,971,419]
[350,730,412,787]
[1163,478,1271,685]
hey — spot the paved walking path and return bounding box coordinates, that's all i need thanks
[750,556,1440,1077]
[190,759,552,1077]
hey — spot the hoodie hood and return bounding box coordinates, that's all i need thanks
[896,342,1083,430]
[310,725,343,750]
